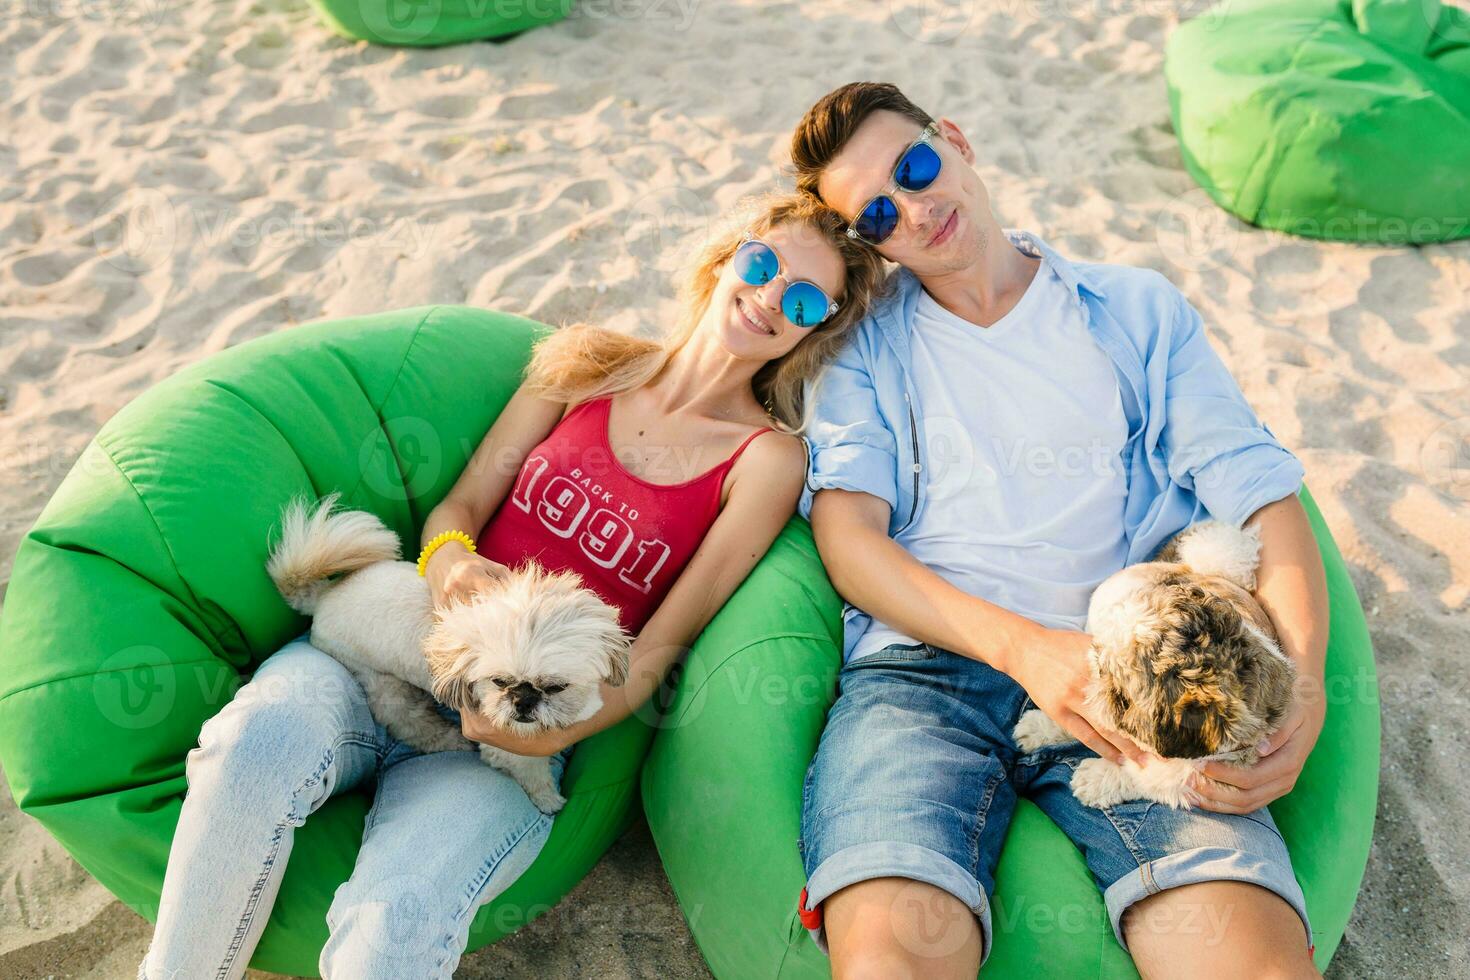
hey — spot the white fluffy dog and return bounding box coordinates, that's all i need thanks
[1013,520,1296,809]
[266,492,631,814]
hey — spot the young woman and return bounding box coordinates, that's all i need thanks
[139,193,884,979]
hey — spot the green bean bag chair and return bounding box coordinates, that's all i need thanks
[641,484,1378,977]
[308,0,570,47]
[0,306,657,975]
[1165,0,1470,243]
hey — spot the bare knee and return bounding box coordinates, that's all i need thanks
[824,878,982,980]
[1125,881,1317,980]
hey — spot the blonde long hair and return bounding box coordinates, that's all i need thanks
[521,192,886,434]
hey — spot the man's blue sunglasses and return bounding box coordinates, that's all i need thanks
[846,122,942,246]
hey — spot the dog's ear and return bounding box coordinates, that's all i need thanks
[600,634,631,687]
[424,633,475,712]
[431,665,471,712]
[1245,633,1297,731]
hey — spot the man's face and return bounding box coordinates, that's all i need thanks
[817,110,990,277]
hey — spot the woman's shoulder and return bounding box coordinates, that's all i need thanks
[727,427,805,496]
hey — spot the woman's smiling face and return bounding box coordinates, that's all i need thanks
[709,221,847,361]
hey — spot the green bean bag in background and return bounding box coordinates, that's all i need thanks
[642,484,1379,978]
[307,0,570,47]
[0,306,657,975]
[1165,0,1470,244]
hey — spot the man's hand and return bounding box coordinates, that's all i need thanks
[1190,697,1325,814]
[1010,627,1153,766]
[460,710,567,758]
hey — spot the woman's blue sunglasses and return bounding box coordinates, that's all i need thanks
[847,122,942,246]
[732,233,839,329]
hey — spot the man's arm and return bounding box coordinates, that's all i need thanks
[797,331,900,523]
[1158,284,1305,528]
[1151,284,1328,810]
[811,488,1149,765]
[1194,493,1329,813]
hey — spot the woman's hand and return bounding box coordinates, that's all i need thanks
[1010,627,1153,767]
[460,710,568,758]
[424,544,513,609]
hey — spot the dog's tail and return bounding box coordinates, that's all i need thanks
[1158,520,1262,591]
[266,491,402,615]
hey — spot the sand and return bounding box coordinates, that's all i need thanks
[1,0,1467,977]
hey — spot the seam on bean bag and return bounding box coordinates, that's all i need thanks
[80,432,245,659]
[200,377,316,478]
[669,630,838,725]
[340,304,440,508]
[0,653,227,715]
[1231,21,1334,222]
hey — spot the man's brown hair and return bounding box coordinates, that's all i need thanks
[790,82,934,202]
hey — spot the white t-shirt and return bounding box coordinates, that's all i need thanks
[851,256,1133,661]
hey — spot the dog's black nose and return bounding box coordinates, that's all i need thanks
[509,683,542,715]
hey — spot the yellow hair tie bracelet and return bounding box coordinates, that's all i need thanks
[417,530,476,576]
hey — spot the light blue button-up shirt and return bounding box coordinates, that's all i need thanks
[798,229,1306,663]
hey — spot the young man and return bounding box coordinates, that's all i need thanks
[789,82,1329,979]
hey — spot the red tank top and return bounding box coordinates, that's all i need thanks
[475,395,774,635]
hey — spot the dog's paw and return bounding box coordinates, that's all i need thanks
[526,783,566,815]
[1071,758,1136,809]
[1013,709,1070,753]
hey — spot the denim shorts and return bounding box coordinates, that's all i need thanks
[796,642,1312,964]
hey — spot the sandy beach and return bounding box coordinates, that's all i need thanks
[2,0,1467,976]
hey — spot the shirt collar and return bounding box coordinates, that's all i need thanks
[1001,228,1109,301]
[875,227,1110,357]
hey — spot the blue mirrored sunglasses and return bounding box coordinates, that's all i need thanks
[732,233,840,329]
[847,122,943,246]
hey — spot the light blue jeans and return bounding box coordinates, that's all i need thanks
[139,634,569,979]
